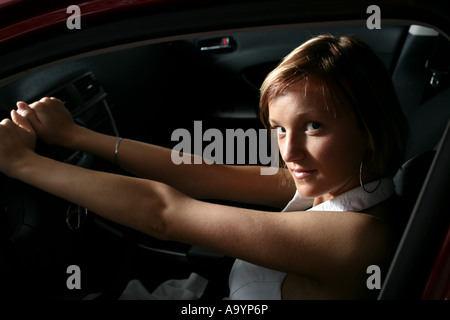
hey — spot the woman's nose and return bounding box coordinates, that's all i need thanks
[280,133,306,163]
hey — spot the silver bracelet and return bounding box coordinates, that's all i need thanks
[114,137,123,165]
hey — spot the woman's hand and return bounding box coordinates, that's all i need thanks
[0,110,36,178]
[15,97,80,148]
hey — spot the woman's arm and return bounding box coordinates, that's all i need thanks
[1,124,385,278]
[66,126,294,207]
[17,98,295,208]
[0,113,390,287]
[13,151,388,284]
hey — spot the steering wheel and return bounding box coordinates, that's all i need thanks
[0,175,42,250]
[1,151,96,242]
[0,150,97,297]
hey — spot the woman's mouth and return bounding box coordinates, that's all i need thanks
[292,169,316,179]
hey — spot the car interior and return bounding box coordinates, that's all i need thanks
[0,12,449,300]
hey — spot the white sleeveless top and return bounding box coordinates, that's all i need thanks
[227,179,395,300]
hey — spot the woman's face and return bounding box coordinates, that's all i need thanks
[268,79,368,204]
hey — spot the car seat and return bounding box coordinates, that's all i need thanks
[378,25,450,299]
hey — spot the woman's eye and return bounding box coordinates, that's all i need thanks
[305,122,322,131]
[276,126,286,135]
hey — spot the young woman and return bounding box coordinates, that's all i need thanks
[0,35,408,299]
